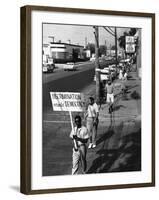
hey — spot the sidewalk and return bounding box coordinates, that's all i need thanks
[86,71,141,174]
[99,71,141,125]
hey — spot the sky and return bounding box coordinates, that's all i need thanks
[43,23,130,48]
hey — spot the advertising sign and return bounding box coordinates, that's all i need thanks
[126,36,135,43]
[125,44,135,53]
[125,36,135,53]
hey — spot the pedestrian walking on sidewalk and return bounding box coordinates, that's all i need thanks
[123,71,128,81]
[70,115,89,175]
[85,97,99,149]
[105,80,114,114]
[119,69,123,80]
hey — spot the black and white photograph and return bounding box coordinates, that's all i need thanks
[42,23,142,176]
[20,6,155,194]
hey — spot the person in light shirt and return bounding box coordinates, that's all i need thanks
[105,80,114,113]
[119,68,123,80]
[85,97,99,149]
[70,115,89,175]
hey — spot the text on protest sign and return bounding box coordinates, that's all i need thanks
[50,92,85,112]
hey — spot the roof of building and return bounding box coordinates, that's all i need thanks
[49,42,84,48]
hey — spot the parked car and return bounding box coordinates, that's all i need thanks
[90,57,96,62]
[43,57,55,73]
[94,68,111,82]
[100,67,110,73]
[63,62,77,71]
[43,63,55,73]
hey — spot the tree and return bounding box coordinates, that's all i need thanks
[129,28,137,36]
[86,43,95,54]
[118,28,137,50]
[99,45,107,56]
[118,31,129,50]
[72,48,79,62]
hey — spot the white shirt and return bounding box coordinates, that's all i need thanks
[70,126,89,146]
[124,72,128,78]
[87,103,99,118]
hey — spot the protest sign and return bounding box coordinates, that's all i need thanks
[50,92,85,112]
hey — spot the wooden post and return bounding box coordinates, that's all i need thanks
[115,27,118,68]
[69,111,78,150]
[94,26,100,104]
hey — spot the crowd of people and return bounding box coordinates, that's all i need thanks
[70,84,116,175]
[70,61,131,175]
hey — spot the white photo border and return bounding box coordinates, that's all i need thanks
[20,6,155,194]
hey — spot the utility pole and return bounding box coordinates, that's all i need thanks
[114,27,118,67]
[93,26,100,104]
[85,37,87,48]
[110,44,111,56]
[105,40,107,56]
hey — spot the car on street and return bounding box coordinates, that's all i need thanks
[94,67,111,82]
[43,57,55,73]
[43,63,55,73]
[63,62,77,71]
[90,57,96,62]
[100,67,110,73]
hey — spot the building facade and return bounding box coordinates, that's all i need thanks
[43,42,85,63]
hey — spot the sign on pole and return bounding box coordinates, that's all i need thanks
[125,36,135,53]
[126,36,135,43]
[50,92,85,112]
[50,92,85,145]
[125,44,135,53]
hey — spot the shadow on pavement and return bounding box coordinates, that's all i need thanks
[126,84,139,91]
[9,185,20,192]
[96,128,115,147]
[113,105,126,112]
[87,127,141,174]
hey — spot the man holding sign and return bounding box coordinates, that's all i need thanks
[50,92,88,174]
[70,115,89,175]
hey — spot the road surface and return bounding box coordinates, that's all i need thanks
[43,61,96,113]
[42,64,141,176]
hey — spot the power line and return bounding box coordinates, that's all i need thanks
[107,27,115,34]
[103,27,115,37]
